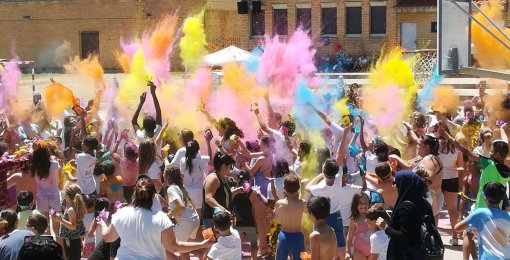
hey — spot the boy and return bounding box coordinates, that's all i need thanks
[132,81,162,141]
[307,196,338,260]
[207,211,242,260]
[455,181,510,259]
[366,162,397,207]
[443,129,510,209]
[17,191,39,230]
[366,207,390,260]
[76,135,99,195]
[274,175,307,260]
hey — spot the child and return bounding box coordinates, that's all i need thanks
[455,181,510,259]
[346,192,372,260]
[100,161,124,204]
[274,175,307,260]
[459,156,480,260]
[82,194,96,258]
[366,207,390,260]
[52,184,86,260]
[16,190,39,230]
[75,135,99,196]
[307,196,338,260]
[207,211,242,260]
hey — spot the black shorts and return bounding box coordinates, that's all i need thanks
[441,178,459,193]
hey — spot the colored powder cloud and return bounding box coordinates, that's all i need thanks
[43,82,76,116]
[0,60,21,105]
[143,15,179,80]
[362,84,406,129]
[64,55,105,89]
[293,80,325,132]
[472,0,510,69]
[221,62,264,104]
[185,65,214,105]
[417,67,443,113]
[430,85,459,114]
[258,28,316,97]
[116,49,147,109]
[179,11,208,70]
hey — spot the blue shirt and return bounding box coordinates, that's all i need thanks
[465,207,510,260]
[0,229,34,260]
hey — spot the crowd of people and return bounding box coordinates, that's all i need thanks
[0,79,510,260]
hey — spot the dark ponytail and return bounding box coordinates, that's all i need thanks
[184,140,200,175]
[132,178,156,210]
[213,152,235,172]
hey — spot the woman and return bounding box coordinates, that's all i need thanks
[413,135,443,224]
[376,170,434,260]
[473,128,492,157]
[170,128,194,166]
[202,152,237,229]
[164,165,200,260]
[214,117,245,155]
[0,209,34,259]
[30,141,61,217]
[434,122,463,245]
[138,140,162,191]
[179,137,212,217]
[98,178,211,260]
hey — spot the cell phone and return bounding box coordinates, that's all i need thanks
[204,129,213,139]
[242,181,251,192]
[202,227,217,242]
[49,208,56,216]
[98,209,110,221]
[72,105,85,116]
[145,75,153,85]
[369,191,385,204]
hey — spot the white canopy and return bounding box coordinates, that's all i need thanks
[204,45,251,66]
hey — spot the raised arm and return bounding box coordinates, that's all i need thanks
[336,123,353,165]
[442,130,479,163]
[500,124,508,144]
[264,92,278,129]
[360,117,369,153]
[149,82,162,126]
[132,92,146,132]
[402,122,419,144]
[252,103,271,134]
[310,104,332,126]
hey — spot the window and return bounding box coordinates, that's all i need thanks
[370,6,386,35]
[251,10,265,36]
[81,31,99,58]
[273,8,288,35]
[321,7,337,35]
[346,7,362,35]
[431,22,437,33]
[296,8,311,32]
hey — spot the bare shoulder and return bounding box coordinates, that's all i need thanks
[309,230,321,240]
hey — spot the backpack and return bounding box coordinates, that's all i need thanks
[421,214,445,260]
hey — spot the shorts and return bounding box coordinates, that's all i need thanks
[174,216,200,241]
[235,226,258,249]
[326,212,346,247]
[432,191,444,216]
[37,193,61,213]
[441,178,459,193]
[276,231,305,260]
[187,189,203,209]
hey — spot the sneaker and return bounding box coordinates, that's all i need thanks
[450,237,459,246]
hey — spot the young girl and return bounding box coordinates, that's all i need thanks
[82,194,96,258]
[111,129,138,202]
[346,192,372,260]
[100,161,124,204]
[53,184,86,260]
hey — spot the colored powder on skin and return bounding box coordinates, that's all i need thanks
[258,28,316,97]
[179,11,208,70]
[417,67,443,113]
[472,0,510,69]
[221,62,264,104]
[430,85,459,114]
[64,55,105,90]
[43,82,76,116]
[186,66,214,105]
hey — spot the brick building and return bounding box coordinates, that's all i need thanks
[0,0,439,70]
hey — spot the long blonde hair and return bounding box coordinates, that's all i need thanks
[138,140,156,175]
[64,184,86,220]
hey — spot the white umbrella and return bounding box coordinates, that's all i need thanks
[204,45,251,66]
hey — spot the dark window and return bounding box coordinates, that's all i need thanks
[296,8,312,32]
[321,7,337,35]
[370,6,386,34]
[273,8,288,35]
[251,10,265,36]
[81,31,99,58]
[346,7,362,35]
[431,22,437,33]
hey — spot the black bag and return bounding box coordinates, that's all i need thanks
[421,215,445,260]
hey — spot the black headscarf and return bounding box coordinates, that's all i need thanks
[391,170,426,226]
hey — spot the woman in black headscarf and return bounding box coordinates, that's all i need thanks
[376,170,433,259]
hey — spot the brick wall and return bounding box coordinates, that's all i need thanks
[396,10,437,49]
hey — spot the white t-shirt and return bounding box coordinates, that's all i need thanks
[112,206,173,260]
[270,129,296,163]
[365,151,379,174]
[171,147,186,165]
[143,161,161,181]
[370,230,389,260]
[207,228,242,260]
[36,160,60,196]
[309,174,362,226]
[167,185,199,221]
[83,212,96,244]
[439,150,460,179]
[136,125,163,156]
[267,177,285,200]
[179,156,209,190]
[330,122,344,158]
[76,153,97,195]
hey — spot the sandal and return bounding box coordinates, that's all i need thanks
[449,237,459,246]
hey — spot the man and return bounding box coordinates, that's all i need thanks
[18,110,39,142]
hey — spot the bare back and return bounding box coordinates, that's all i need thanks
[310,226,338,260]
[275,197,306,233]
